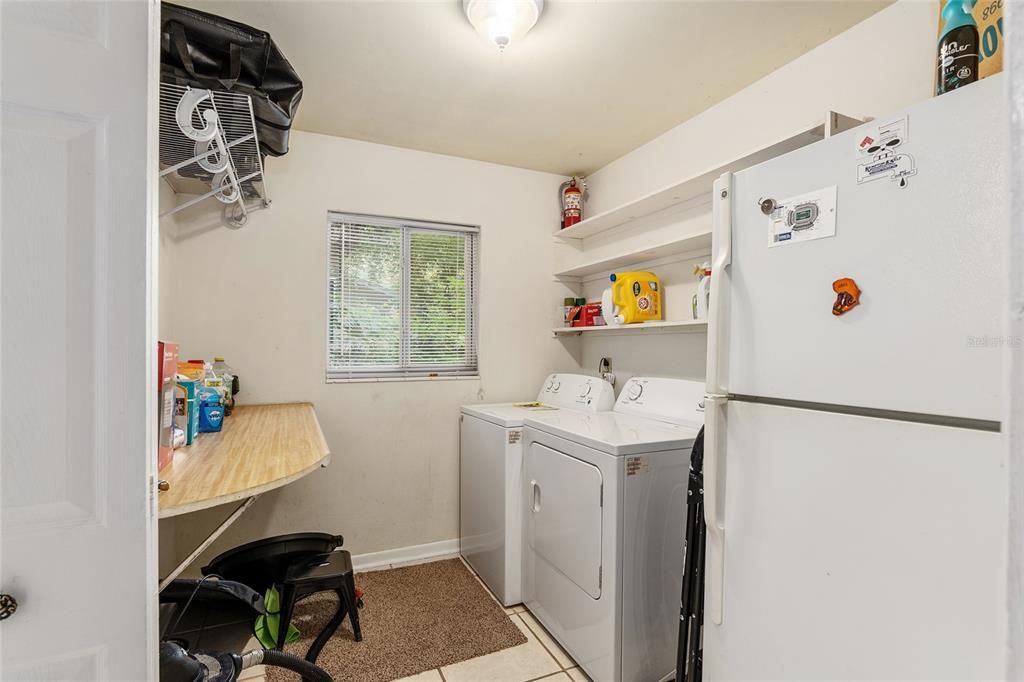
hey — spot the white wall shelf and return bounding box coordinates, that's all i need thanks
[553,111,861,243]
[554,230,712,281]
[553,319,708,337]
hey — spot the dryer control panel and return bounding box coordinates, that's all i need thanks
[615,377,706,425]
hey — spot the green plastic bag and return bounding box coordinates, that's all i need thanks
[254,585,301,649]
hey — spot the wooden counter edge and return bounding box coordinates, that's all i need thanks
[158,403,331,519]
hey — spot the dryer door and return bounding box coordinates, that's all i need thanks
[527,443,603,598]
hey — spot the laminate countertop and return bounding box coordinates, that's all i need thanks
[158,402,330,518]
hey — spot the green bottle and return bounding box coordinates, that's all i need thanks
[936,0,979,95]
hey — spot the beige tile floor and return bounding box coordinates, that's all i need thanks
[394,558,591,682]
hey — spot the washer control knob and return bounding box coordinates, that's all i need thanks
[552,380,560,392]
[579,383,592,398]
[627,383,643,401]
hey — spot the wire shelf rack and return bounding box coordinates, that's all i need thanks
[159,82,270,227]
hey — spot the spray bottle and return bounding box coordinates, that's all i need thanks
[936,0,979,95]
[692,262,711,320]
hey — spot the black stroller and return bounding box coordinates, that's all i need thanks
[675,426,705,682]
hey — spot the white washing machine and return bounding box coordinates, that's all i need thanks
[460,374,615,606]
[522,377,705,682]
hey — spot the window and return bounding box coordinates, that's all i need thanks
[327,212,479,380]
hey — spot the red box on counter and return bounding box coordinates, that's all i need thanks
[569,303,603,328]
[157,341,179,471]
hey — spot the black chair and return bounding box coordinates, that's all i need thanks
[202,532,363,665]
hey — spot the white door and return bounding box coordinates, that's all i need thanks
[712,76,1006,422]
[1,1,158,679]
[703,400,1006,680]
[526,443,603,598]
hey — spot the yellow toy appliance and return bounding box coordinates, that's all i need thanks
[608,271,662,324]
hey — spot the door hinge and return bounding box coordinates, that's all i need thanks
[598,566,602,589]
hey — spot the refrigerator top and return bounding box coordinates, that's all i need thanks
[523,410,700,456]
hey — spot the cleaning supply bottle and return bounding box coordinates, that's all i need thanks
[212,357,238,416]
[692,262,711,320]
[936,0,979,95]
[609,271,662,324]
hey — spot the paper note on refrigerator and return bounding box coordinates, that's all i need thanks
[767,186,837,248]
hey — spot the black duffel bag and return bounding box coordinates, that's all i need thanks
[160,2,302,157]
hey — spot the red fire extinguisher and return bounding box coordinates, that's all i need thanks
[559,176,586,229]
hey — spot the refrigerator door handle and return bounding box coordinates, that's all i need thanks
[706,172,732,397]
[703,394,726,625]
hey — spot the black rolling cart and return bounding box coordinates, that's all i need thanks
[675,427,705,682]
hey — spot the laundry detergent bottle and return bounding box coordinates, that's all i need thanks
[936,0,979,95]
[609,271,662,324]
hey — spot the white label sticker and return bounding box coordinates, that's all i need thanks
[626,456,648,476]
[855,115,917,188]
[162,390,175,428]
[768,186,837,248]
[855,115,909,156]
[508,430,522,445]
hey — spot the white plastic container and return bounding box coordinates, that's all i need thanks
[601,288,622,325]
[693,263,711,320]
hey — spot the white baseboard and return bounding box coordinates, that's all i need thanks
[351,538,460,572]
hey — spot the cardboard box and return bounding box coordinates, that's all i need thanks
[157,341,179,471]
[175,378,199,446]
[569,303,603,328]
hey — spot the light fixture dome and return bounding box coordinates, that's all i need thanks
[463,0,544,51]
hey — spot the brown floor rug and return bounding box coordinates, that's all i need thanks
[266,558,527,682]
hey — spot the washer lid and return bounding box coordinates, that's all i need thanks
[524,410,700,456]
[461,402,560,428]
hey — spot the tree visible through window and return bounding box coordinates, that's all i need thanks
[327,213,479,379]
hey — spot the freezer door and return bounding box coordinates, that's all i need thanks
[703,400,1006,680]
[718,76,1006,422]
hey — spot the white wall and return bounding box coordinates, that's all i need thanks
[586,0,938,215]
[570,0,938,391]
[158,180,179,341]
[164,130,575,566]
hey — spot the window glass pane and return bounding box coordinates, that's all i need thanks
[409,230,467,366]
[328,222,401,368]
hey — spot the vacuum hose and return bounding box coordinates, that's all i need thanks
[239,649,333,682]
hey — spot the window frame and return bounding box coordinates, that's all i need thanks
[325,211,480,383]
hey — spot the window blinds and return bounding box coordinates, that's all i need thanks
[327,213,479,380]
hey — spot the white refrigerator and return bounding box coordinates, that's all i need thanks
[702,75,1008,680]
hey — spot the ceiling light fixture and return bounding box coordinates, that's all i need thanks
[463,0,544,51]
